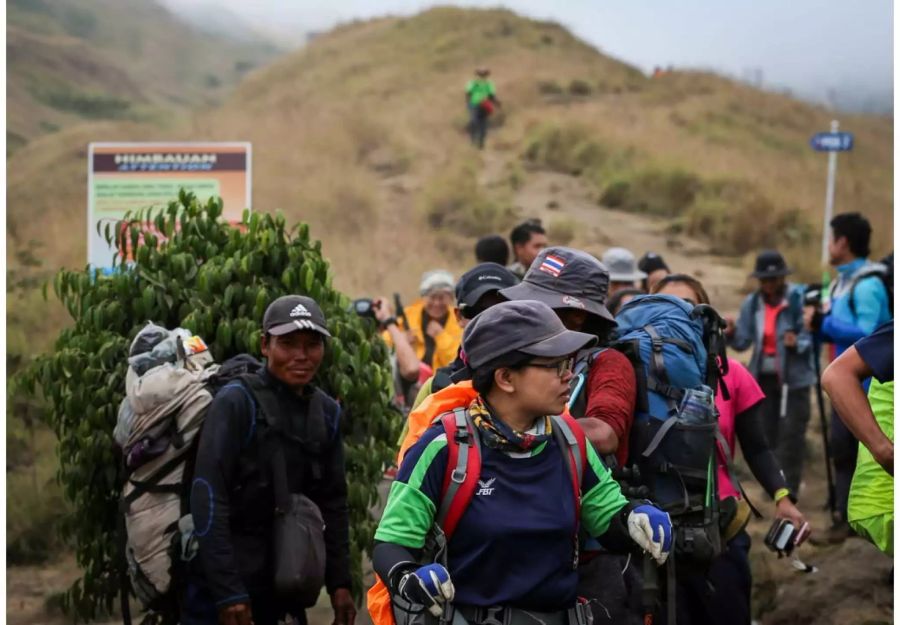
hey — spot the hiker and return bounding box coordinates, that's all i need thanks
[370,296,425,411]
[507,219,548,279]
[602,247,647,296]
[822,320,893,555]
[389,270,463,372]
[726,250,816,497]
[500,247,642,624]
[652,275,809,625]
[184,296,355,625]
[806,212,891,543]
[411,262,518,408]
[371,300,673,625]
[638,251,670,292]
[465,68,500,149]
[608,287,644,316]
[475,234,511,267]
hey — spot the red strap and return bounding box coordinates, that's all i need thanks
[439,412,481,540]
[559,413,587,521]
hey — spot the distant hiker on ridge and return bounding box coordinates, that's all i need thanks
[466,67,501,149]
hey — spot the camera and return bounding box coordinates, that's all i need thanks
[351,298,377,320]
[763,518,808,556]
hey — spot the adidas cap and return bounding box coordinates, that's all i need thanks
[262,295,331,338]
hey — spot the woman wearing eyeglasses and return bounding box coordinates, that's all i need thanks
[370,300,673,625]
[500,246,644,625]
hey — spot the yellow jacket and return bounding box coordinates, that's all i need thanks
[383,298,462,371]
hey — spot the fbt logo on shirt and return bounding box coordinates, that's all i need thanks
[476,477,496,496]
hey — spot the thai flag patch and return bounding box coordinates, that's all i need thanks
[539,254,566,277]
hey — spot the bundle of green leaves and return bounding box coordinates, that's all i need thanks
[13,191,400,620]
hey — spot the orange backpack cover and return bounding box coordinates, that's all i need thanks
[367,382,478,625]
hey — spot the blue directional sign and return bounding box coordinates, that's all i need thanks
[810,132,854,152]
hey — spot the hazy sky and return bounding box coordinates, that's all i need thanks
[165,0,893,111]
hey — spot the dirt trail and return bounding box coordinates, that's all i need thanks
[511,169,749,312]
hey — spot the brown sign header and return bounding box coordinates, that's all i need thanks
[93,152,247,173]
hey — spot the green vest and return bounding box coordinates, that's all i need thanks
[848,380,894,555]
[466,79,495,106]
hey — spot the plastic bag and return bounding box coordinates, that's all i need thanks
[128,325,193,376]
[114,397,136,449]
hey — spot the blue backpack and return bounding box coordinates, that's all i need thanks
[613,294,730,567]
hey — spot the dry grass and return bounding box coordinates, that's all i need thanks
[7,6,893,343]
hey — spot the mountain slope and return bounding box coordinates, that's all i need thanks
[7,7,893,343]
[6,0,281,152]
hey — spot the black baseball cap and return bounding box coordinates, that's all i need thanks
[462,300,597,370]
[500,246,616,324]
[263,295,331,338]
[638,252,670,275]
[750,250,792,279]
[456,263,519,309]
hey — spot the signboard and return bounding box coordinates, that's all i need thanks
[87,142,252,269]
[810,132,854,152]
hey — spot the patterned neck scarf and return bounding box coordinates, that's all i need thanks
[467,396,553,453]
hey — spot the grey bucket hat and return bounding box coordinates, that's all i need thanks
[461,300,597,370]
[499,246,616,324]
[602,247,647,283]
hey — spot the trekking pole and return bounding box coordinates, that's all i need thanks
[812,334,837,519]
[641,553,659,625]
[394,293,410,331]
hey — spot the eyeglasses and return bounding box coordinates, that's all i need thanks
[524,356,575,378]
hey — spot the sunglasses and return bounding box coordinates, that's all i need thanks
[524,356,575,378]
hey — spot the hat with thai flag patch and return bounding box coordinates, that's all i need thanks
[500,246,616,324]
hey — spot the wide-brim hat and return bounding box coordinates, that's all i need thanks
[499,246,616,324]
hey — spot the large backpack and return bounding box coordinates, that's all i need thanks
[117,325,331,623]
[847,254,893,317]
[368,408,588,625]
[611,294,729,568]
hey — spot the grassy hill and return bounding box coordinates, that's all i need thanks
[8,5,893,346]
[6,0,281,153]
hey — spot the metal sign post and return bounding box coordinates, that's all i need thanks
[820,120,839,266]
[810,120,854,266]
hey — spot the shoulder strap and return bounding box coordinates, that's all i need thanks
[567,348,607,416]
[848,264,888,316]
[714,431,763,519]
[437,408,481,540]
[551,413,587,570]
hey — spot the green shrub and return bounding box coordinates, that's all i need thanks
[547,217,578,245]
[568,79,593,96]
[523,123,610,176]
[12,193,400,620]
[537,80,564,95]
[7,463,67,565]
[599,167,701,217]
[420,158,517,236]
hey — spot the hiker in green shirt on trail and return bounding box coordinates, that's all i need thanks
[465,68,501,149]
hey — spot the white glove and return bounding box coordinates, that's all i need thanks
[628,504,673,565]
[397,563,455,617]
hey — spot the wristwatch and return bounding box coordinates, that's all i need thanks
[381,317,398,329]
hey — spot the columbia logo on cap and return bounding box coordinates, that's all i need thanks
[290,304,311,318]
[478,275,502,281]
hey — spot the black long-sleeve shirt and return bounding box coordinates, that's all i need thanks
[734,401,789,498]
[189,369,351,609]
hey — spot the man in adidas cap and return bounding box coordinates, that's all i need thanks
[186,294,356,625]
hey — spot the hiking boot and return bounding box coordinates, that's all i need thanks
[809,520,854,545]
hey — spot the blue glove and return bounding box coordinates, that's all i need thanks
[627,504,673,565]
[397,563,455,617]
